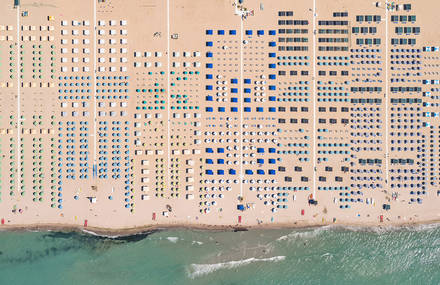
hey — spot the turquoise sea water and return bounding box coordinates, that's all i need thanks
[0,224,439,285]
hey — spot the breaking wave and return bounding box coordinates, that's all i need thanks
[276,223,440,242]
[276,225,332,241]
[187,256,286,278]
[166,237,179,243]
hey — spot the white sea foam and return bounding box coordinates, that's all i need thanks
[276,223,440,242]
[320,252,333,261]
[187,256,286,278]
[81,229,120,239]
[26,229,43,233]
[167,237,179,243]
[338,223,440,234]
[82,229,101,236]
[403,223,440,232]
[276,225,332,241]
[192,240,203,245]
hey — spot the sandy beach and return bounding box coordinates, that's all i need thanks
[0,0,439,234]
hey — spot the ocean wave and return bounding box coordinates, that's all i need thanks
[81,229,156,242]
[401,223,440,232]
[82,229,120,239]
[336,223,440,234]
[26,229,47,233]
[276,225,332,241]
[187,256,286,278]
[276,223,440,241]
[167,237,179,243]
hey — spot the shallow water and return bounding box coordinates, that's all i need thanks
[0,224,439,285]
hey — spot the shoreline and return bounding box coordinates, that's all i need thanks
[1,219,440,238]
